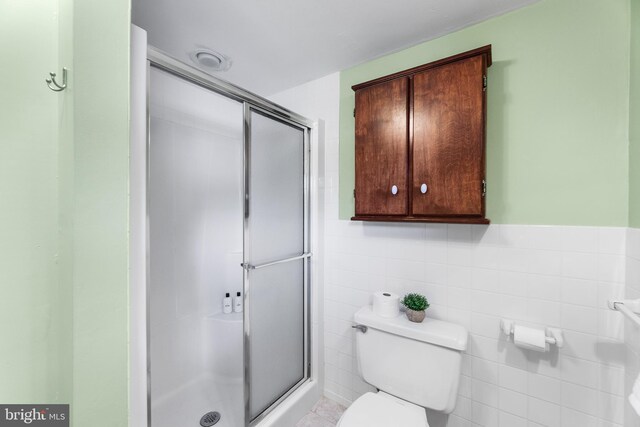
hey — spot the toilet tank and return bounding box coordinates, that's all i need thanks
[354,306,468,414]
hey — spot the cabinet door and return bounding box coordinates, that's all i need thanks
[412,56,485,216]
[354,78,409,216]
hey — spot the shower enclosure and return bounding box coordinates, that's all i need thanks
[146,49,312,427]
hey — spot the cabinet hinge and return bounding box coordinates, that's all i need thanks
[353,108,356,117]
[483,75,487,91]
[482,179,487,197]
[353,189,356,198]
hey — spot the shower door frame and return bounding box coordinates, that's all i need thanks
[242,103,312,426]
[146,47,313,427]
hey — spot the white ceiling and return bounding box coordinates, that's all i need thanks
[133,0,538,96]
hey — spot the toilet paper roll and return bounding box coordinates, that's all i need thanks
[513,325,547,352]
[372,291,400,318]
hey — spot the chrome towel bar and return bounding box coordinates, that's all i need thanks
[609,299,640,328]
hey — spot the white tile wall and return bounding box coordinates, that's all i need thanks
[323,220,626,427]
[271,75,629,427]
[625,228,640,427]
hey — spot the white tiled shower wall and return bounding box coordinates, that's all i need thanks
[272,75,630,426]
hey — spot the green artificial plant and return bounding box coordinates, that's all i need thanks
[401,293,430,311]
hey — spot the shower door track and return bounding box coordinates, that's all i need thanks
[146,46,313,427]
[147,47,314,128]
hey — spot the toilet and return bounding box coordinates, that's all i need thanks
[337,305,468,427]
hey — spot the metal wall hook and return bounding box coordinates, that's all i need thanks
[46,68,68,92]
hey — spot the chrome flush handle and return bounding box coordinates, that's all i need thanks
[352,324,368,333]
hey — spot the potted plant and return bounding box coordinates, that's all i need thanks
[402,293,430,323]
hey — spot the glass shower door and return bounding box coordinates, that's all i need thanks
[148,66,245,427]
[244,108,310,423]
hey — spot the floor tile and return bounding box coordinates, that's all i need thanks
[295,412,336,427]
[311,397,347,424]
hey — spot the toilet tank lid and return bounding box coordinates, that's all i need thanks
[354,306,468,351]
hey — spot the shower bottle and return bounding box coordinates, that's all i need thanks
[234,291,243,313]
[223,293,232,314]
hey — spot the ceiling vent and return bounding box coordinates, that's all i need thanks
[190,49,232,72]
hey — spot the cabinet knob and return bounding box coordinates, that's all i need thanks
[391,185,398,195]
[420,183,428,194]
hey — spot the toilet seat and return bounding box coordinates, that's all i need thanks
[337,392,429,427]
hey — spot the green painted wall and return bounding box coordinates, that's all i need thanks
[0,1,131,424]
[56,0,75,407]
[339,0,631,225]
[630,0,640,228]
[72,0,131,425]
[0,0,73,405]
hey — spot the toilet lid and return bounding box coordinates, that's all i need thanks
[338,392,429,427]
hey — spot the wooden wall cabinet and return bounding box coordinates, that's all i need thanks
[352,46,492,224]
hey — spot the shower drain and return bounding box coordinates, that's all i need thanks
[200,411,221,426]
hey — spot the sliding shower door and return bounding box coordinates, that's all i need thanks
[147,49,311,427]
[244,108,310,423]
[148,66,245,427]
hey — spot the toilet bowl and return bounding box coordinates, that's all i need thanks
[337,392,428,427]
[337,306,468,427]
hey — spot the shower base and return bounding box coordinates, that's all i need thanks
[151,375,243,427]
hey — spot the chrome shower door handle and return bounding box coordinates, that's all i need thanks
[241,252,312,271]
